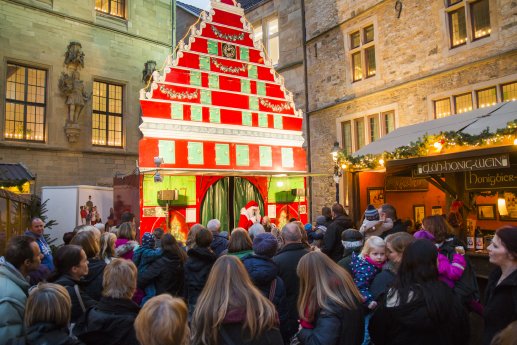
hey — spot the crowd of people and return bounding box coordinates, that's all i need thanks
[0,203,516,345]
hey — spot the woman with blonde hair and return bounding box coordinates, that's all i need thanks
[73,259,140,345]
[7,283,83,344]
[99,232,117,264]
[294,251,364,345]
[190,255,282,345]
[115,223,138,260]
[135,294,189,345]
[70,230,106,301]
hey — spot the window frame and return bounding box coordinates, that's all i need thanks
[253,15,280,66]
[348,22,377,83]
[4,62,47,143]
[337,106,398,154]
[95,0,127,19]
[445,0,491,49]
[91,80,124,148]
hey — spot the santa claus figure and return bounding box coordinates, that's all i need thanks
[238,200,261,231]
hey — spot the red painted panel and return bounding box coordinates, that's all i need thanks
[176,52,200,69]
[211,90,249,109]
[283,116,303,131]
[152,84,201,103]
[250,80,257,94]
[220,108,243,125]
[250,49,265,65]
[163,68,191,84]
[258,66,275,82]
[189,38,208,54]
[140,100,171,119]
[212,9,245,29]
[201,73,209,87]
[218,74,243,92]
[266,84,285,98]
[258,98,295,115]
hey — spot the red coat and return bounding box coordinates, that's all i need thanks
[238,214,253,230]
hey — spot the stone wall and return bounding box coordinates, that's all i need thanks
[0,0,180,193]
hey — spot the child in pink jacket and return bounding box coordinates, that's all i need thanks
[414,229,466,288]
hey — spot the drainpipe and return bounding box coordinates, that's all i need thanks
[172,0,177,57]
[300,0,312,218]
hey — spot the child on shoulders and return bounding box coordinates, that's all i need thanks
[360,205,393,239]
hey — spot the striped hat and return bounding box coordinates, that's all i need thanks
[364,204,379,221]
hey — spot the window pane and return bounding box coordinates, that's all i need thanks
[369,116,379,142]
[476,87,497,108]
[447,0,462,6]
[454,93,473,114]
[352,52,362,81]
[382,111,395,135]
[364,25,374,44]
[267,18,278,35]
[111,0,125,17]
[471,0,491,39]
[350,31,360,49]
[253,25,263,43]
[268,35,280,65]
[435,98,451,118]
[449,8,467,47]
[502,82,517,102]
[354,118,365,150]
[365,46,376,78]
[341,121,352,156]
[92,81,123,147]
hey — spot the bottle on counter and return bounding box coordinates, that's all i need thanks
[475,226,484,251]
[466,222,475,251]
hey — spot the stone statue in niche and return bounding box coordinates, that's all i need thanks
[58,41,90,143]
[142,60,157,84]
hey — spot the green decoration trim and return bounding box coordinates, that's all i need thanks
[242,111,252,126]
[259,146,272,167]
[210,107,221,123]
[208,40,219,55]
[215,143,230,165]
[258,113,268,127]
[274,114,283,129]
[171,103,183,120]
[188,142,204,165]
[190,70,201,86]
[236,144,250,166]
[281,147,294,168]
[158,140,175,164]
[240,47,249,61]
[191,106,202,121]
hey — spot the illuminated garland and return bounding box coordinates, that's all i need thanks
[211,58,246,73]
[159,86,199,100]
[337,120,517,171]
[259,98,291,112]
[211,25,245,42]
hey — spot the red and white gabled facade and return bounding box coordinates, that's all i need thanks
[138,0,307,236]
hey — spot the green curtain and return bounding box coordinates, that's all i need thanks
[233,177,264,229]
[201,178,230,231]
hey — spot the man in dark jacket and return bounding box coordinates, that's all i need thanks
[379,204,408,239]
[321,206,333,228]
[207,219,228,257]
[273,223,310,342]
[323,203,353,262]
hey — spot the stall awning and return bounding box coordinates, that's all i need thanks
[353,101,517,157]
[0,163,35,187]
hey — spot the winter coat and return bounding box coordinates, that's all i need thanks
[210,234,229,257]
[184,247,217,309]
[24,231,54,272]
[53,275,97,324]
[350,253,381,305]
[437,252,466,289]
[241,254,288,332]
[322,215,353,262]
[137,250,184,297]
[370,261,397,301]
[482,267,517,345]
[132,246,162,271]
[82,259,106,301]
[228,249,253,259]
[0,259,29,341]
[337,247,362,276]
[6,323,84,345]
[273,243,310,340]
[73,297,140,345]
[218,308,283,345]
[380,219,408,239]
[369,283,469,345]
[360,219,393,238]
[114,239,138,260]
[297,300,364,345]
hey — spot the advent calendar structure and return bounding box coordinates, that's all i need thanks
[138,0,308,240]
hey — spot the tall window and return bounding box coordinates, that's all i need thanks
[341,121,352,155]
[435,98,451,118]
[4,63,46,141]
[253,16,279,65]
[95,0,125,18]
[92,81,123,147]
[381,111,395,135]
[354,118,365,150]
[446,0,490,48]
[454,93,473,114]
[501,82,517,102]
[476,87,496,108]
[349,24,376,82]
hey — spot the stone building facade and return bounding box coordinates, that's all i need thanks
[0,0,198,193]
[245,0,517,219]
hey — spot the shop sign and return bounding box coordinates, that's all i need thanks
[415,154,509,175]
[385,176,429,192]
[465,169,517,190]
